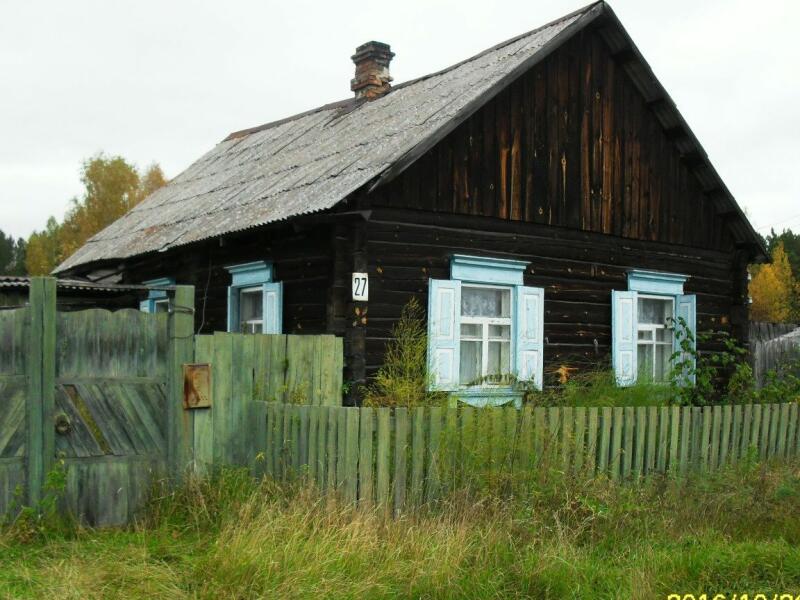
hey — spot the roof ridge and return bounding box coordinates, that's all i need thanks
[222,1,603,143]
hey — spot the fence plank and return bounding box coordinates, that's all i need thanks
[720,405,732,466]
[375,408,391,508]
[778,403,790,459]
[710,405,721,470]
[326,407,338,491]
[622,406,633,479]
[344,408,359,503]
[359,407,374,506]
[787,404,798,458]
[586,407,599,474]
[394,407,408,514]
[768,404,780,458]
[410,408,426,506]
[741,404,753,458]
[668,406,679,473]
[598,407,611,474]
[444,407,459,491]
[751,404,763,460]
[533,407,546,468]
[679,406,691,474]
[212,333,233,467]
[299,405,310,471]
[634,407,646,478]
[307,405,319,483]
[336,408,347,491]
[193,336,214,472]
[426,406,443,503]
[610,407,623,480]
[573,407,585,473]
[731,404,743,462]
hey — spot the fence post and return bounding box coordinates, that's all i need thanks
[167,285,195,479]
[26,276,56,505]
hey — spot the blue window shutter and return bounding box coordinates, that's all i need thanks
[263,282,283,334]
[676,294,697,384]
[139,299,151,313]
[227,286,237,333]
[612,290,638,386]
[427,278,461,391]
[514,286,544,390]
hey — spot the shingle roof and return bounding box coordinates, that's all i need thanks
[56,1,765,272]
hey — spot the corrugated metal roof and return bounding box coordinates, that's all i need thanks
[55,4,595,272]
[0,276,163,293]
[55,1,765,272]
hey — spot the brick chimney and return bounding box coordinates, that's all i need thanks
[350,41,395,100]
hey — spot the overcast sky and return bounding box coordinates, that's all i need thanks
[1,0,798,241]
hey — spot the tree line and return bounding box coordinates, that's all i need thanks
[749,229,800,323]
[0,154,166,276]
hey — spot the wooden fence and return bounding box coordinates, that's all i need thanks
[250,401,800,511]
[749,322,800,388]
[0,278,343,525]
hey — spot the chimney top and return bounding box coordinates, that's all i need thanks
[350,41,395,100]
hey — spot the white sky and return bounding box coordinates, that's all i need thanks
[1,0,798,241]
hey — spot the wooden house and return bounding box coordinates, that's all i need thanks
[55,2,766,404]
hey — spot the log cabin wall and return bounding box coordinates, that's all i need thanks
[366,28,734,252]
[358,26,749,381]
[361,209,745,381]
[118,223,336,337]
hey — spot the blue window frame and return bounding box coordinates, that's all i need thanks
[612,270,696,386]
[139,277,173,313]
[225,261,282,334]
[427,255,545,406]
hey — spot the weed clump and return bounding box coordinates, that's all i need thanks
[363,297,447,408]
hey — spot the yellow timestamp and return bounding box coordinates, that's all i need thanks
[667,595,799,600]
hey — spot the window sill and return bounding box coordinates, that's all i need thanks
[451,387,523,408]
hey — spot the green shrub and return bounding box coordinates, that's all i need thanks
[363,298,447,408]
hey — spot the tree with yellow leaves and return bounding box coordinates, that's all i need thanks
[25,155,166,275]
[749,242,800,322]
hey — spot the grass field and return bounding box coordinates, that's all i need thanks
[2,460,800,599]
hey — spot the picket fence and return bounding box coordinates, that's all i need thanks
[249,401,800,511]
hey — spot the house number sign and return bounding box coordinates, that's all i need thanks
[352,273,369,301]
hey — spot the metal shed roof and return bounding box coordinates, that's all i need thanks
[56,1,765,272]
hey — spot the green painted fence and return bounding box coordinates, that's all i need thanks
[191,332,343,473]
[0,278,344,526]
[250,402,800,512]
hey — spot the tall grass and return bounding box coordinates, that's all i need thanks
[3,462,800,599]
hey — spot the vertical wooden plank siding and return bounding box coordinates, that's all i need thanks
[610,407,623,480]
[394,407,409,513]
[427,406,443,503]
[168,285,195,478]
[358,407,374,506]
[26,278,56,504]
[375,408,391,508]
[410,407,425,506]
[598,407,611,474]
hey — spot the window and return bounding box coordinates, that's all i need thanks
[139,277,173,313]
[612,270,696,387]
[459,285,512,385]
[636,296,673,382]
[224,261,282,334]
[238,286,264,333]
[427,255,545,401]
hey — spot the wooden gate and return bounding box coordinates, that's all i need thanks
[54,308,171,525]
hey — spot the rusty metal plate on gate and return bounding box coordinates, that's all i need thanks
[183,363,212,409]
